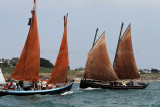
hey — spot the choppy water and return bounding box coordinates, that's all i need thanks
[0,82,160,107]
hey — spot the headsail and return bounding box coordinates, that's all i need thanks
[10,1,40,82]
[83,32,119,81]
[113,24,140,79]
[0,68,6,84]
[47,15,69,84]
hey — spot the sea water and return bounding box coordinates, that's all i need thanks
[0,82,160,107]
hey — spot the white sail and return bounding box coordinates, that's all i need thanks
[0,68,6,84]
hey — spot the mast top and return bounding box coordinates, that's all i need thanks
[64,13,68,28]
[31,0,36,14]
[92,28,98,48]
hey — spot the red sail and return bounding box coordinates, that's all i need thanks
[10,9,40,82]
[114,24,140,79]
[47,21,69,84]
[83,33,119,81]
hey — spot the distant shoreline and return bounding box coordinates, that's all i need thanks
[2,67,160,83]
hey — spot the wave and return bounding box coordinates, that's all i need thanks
[61,91,73,95]
[83,87,101,90]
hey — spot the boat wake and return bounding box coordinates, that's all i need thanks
[61,91,73,95]
[84,87,100,90]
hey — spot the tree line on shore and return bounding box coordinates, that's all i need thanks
[0,57,54,68]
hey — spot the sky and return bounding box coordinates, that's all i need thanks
[0,0,160,70]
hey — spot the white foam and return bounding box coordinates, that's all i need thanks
[84,87,100,90]
[61,91,73,95]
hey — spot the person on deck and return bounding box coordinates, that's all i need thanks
[31,82,37,90]
[16,82,21,91]
[37,81,42,90]
[8,82,13,89]
[19,81,24,90]
[4,82,9,90]
[46,84,52,90]
[130,79,135,86]
[122,80,127,86]
[113,81,117,86]
[12,81,16,90]
[52,84,57,89]
[42,80,47,90]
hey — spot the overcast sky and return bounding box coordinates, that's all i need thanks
[0,0,160,70]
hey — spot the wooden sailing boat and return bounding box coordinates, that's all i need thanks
[80,28,119,89]
[0,0,73,96]
[80,25,148,89]
[111,23,149,89]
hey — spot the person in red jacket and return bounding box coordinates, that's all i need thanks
[4,82,9,90]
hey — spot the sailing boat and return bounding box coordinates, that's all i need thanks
[111,23,149,89]
[0,68,6,85]
[80,28,119,89]
[0,0,73,96]
[80,25,148,89]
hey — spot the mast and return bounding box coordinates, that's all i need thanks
[64,16,65,28]
[64,13,68,28]
[92,28,98,48]
[33,0,36,11]
[64,13,68,83]
[113,22,124,68]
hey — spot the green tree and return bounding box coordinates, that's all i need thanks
[151,68,158,74]
[2,62,9,67]
[40,58,54,68]
[11,57,19,66]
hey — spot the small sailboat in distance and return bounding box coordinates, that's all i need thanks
[0,68,6,85]
[0,0,73,96]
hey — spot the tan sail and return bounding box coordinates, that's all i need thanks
[113,24,140,79]
[47,20,69,84]
[10,1,40,82]
[84,33,119,81]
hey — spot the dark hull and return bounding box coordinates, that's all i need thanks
[0,83,73,96]
[80,80,149,89]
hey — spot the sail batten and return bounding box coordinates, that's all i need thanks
[114,24,140,79]
[10,7,40,82]
[83,33,119,81]
[47,20,69,84]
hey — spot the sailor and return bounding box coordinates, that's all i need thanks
[52,84,57,89]
[46,84,52,90]
[16,82,21,91]
[8,81,13,89]
[4,82,9,90]
[122,80,127,86]
[19,80,24,90]
[42,80,47,90]
[130,79,134,86]
[12,81,16,90]
[113,81,117,86]
[37,81,42,90]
